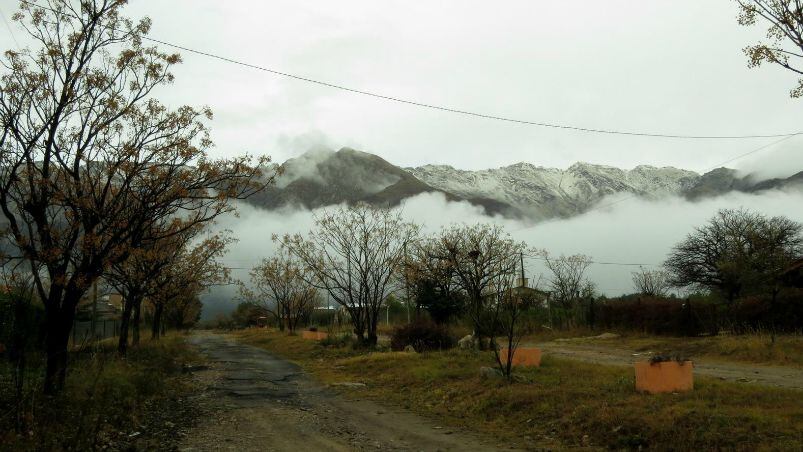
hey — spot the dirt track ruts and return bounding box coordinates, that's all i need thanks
[180,332,515,452]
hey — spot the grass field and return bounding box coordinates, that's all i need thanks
[0,333,202,451]
[233,328,803,451]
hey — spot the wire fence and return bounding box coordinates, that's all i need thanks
[69,319,120,345]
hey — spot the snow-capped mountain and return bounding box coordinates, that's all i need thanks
[407,162,701,219]
[243,147,803,220]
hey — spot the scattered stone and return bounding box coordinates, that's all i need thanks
[594,333,619,340]
[458,335,475,350]
[403,345,417,353]
[479,366,502,379]
[182,364,210,373]
[332,382,367,388]
[556,332,620,342]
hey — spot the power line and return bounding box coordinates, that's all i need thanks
[221,255,660,270]
[140,35,803,140]
[0,6,20,48]
[523,254,660,267]
[14,0,803,140]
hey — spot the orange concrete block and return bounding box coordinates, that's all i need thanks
[500,347,542,367]
[635,360,693,394]
[302,331,328,340]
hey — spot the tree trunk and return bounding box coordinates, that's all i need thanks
[117,297,134,356]
[151,303,163,340]
[366,307,380,346]
[43,302,76,395]
[367,318,378,345]
[132,298,142,346]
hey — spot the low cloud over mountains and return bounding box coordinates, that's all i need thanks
[242,147,803,221]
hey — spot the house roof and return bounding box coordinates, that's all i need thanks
[783,258,803,275]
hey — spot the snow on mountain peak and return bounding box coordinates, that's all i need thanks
[407,161,701,219]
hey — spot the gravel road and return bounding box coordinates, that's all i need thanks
[536,341,803,390]
[180,332,512,452]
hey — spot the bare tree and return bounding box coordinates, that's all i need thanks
[631,267,671,297]
[279,205,420,346]
[240,248,319,332]
[424,224,527,348]
[541,252,593,328]
[488,270,540,380]
[664,208,802,304]
[0,1,269,392]
[737,0,803,97]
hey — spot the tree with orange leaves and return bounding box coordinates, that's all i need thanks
[0,1,271,393]
[147,232,234,339]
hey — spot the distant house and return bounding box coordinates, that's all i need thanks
[76,292,124,321]
[105,293,124,310]
[781,258,803,288]
[483,277,550,307]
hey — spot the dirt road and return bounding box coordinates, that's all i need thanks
[536,341,803,390]
[180,332,510,452]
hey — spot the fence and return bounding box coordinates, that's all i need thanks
[70,319,121,345]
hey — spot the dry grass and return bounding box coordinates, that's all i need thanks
[0,332,202,451]
[233,328,803,451]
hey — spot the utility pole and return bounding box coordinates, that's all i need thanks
[90,280,98,339]
[404,242,410,323]
[520,252,525,288]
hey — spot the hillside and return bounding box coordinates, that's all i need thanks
[243,147,803,220]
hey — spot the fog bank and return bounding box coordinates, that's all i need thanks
[201,189,803,319]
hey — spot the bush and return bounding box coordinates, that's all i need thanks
[728,289,803,333]
[594,296,720,336]
[320,332,353,348]
[592,289,803,336]
[390,321,454,352]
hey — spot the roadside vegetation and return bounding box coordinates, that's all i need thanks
[233,328,803,450]
[0,334,202,451]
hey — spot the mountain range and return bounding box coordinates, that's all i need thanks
[245,147,803,220]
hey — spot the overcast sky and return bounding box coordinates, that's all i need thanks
[2,0,801,173]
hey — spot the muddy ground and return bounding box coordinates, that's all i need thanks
[179,332,515,452]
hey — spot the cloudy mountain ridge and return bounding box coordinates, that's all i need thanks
[244,147,803,220]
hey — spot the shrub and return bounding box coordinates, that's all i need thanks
[728,289,803,333]
[593,289,803,336]
[594,296,720,336]
[390,321,454,352]
[320,332,353,348]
